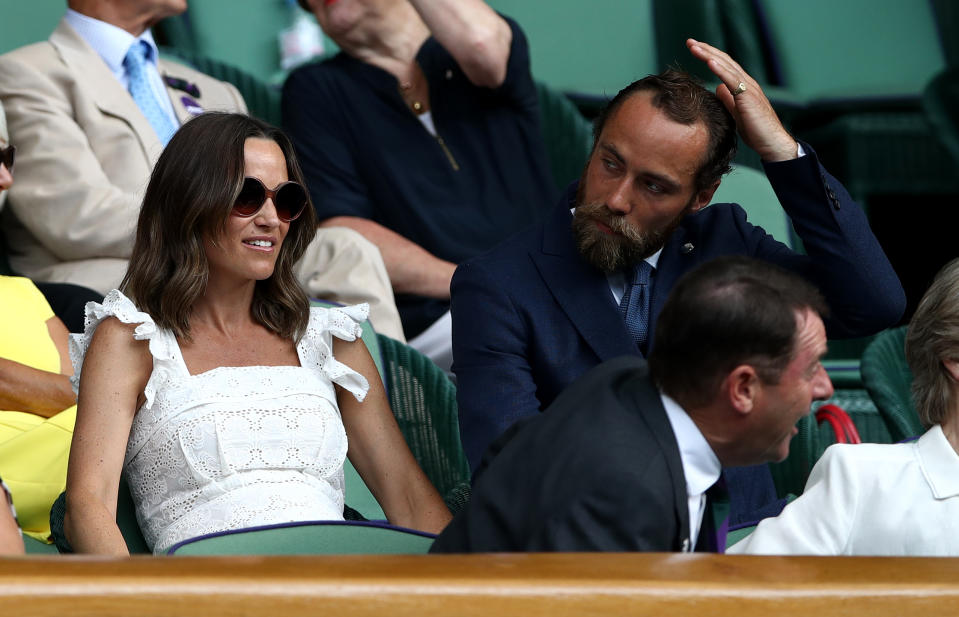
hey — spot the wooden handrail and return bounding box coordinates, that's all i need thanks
[3,553,959,616]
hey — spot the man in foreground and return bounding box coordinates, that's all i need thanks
[432,256,833,552]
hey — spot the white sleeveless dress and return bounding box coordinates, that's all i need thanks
[70,290,370,554]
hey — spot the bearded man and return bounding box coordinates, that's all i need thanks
[449,41,905,527]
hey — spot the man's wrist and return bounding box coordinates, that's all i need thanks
[759,136,801,163]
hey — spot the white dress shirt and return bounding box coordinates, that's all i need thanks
[661,392,721,549]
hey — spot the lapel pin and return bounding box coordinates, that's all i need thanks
[682,242,694,254]
[180,95,204,116]
[163,75,201,98]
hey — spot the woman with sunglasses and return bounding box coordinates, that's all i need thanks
[64,112,451,555]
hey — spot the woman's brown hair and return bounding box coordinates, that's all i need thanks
[121,112,319,341]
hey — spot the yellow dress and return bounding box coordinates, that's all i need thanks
[0,276,76,541]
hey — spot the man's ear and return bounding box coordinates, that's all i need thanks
[943,358,959,382]
[726,364,759,415]
[690,179,720,213]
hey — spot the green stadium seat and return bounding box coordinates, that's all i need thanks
[0,5,63,55]
[860,326,924,442]
[535,81,593,191]
[486,0,658,111]
[754,0,954,201]
[167,520,434,555]
[922,66,959,168]
[712,164,793,249]
[376,334,470,514]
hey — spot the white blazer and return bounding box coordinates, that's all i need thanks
[729,425,959,556]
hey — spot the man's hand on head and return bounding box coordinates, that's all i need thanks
[686,38,798,162]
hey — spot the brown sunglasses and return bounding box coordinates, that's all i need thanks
[0,145,14,172]
[232,176,308,223]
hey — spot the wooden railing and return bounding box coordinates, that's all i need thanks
[3,553,959,616]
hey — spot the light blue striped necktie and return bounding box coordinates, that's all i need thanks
[123,41,177,145]
[619,261,654,354]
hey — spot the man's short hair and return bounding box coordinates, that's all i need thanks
[648,256,828,408]
[906,257,959,427]
[592,69,738,192]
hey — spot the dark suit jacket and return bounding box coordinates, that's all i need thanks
[431,357,691,553]
[451,149,905,526]
[452,148,905,473]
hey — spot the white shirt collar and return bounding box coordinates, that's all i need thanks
[661,391,721,498]
[917,424,959,498]
[65,9,161,77]
[607,248,662,305]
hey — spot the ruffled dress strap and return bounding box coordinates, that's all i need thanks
[298,303,371,403]
[69,290,180,407]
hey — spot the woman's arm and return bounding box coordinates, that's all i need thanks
[334,336,452,534]
[0,316,76,416]
[64,318,152,555]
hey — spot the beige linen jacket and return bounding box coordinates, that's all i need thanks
[0,18,246,292]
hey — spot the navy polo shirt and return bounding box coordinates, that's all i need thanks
[283,17,557,337]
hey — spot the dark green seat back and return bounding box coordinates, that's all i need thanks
[755,0,944,101]
[922,66,959,168]
[0,5,63,55]
[376,334,470,514]
[711,164,793,249]
[860,326,923,442]
[485,0,658,98]
[535,81,593,191]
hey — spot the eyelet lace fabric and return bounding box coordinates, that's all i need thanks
[70,291,370,554]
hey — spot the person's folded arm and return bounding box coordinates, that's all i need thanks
[321,216,456,300]
[0,315,76,416]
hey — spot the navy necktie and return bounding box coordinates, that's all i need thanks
[123,41,177,145]
[619,261,653,354]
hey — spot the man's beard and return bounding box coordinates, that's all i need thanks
[572,198,689,273]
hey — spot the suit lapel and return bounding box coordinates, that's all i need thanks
[532,204,638,362]
[629,372,690,548]
[648,223,706,340]
[50,19,163,162]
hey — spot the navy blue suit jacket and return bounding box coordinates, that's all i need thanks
[451,148,905,521]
